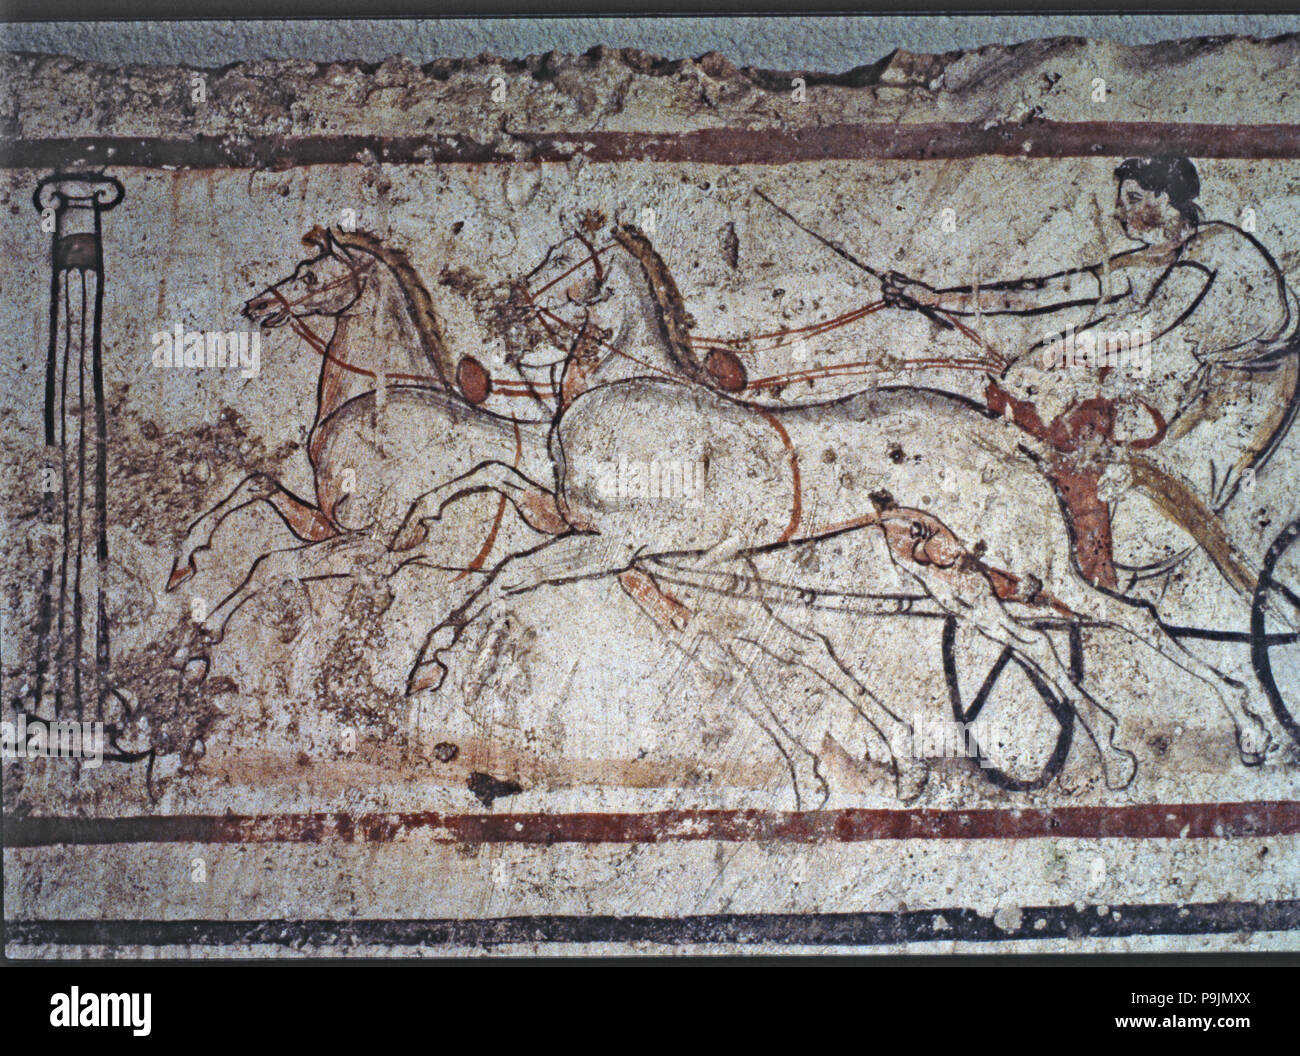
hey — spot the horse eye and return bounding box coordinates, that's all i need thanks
[302,271,318,286]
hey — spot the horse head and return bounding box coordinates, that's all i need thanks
[243,226,376,330]
[519,215,746,395]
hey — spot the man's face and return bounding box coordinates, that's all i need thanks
[1116,179,1175,240]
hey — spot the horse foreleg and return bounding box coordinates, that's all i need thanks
[197,530,386,641]
[168,472,336,590]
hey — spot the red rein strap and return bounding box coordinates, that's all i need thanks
[268,269,390,382]
[691,296,1003,374]
[273,243,1008,399]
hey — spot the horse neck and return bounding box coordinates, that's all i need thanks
[610,227,708,385]
[317,264,432,418]
[577,241,698,386]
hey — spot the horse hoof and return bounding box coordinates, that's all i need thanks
[1236,726,1273,767]
[166,560,195,592]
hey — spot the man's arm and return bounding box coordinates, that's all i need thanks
[1090,260,1215,341]
[883,246,1191,317]
[923,263,1126,317]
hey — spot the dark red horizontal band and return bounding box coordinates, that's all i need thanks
[5,800,1297,847]
[3,121,1300,170]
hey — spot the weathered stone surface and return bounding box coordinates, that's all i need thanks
[2,36,1298,956]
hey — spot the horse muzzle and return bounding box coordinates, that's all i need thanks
[242,294,290,329]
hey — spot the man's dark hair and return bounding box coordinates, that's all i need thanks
[1113,155,1203,224]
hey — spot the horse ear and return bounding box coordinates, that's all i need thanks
[325,228,359,261]
[302,225,330,252]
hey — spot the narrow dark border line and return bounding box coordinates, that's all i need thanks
[5,800,1298,846]
[8,899,1299,948]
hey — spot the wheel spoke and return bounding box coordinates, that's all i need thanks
[964,647,1013,723]
[1266,576,1300,617]
[1253,518,1300,747]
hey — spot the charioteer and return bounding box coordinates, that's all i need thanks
[883,155,1297,593]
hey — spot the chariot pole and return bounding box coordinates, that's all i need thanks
[31,174,124,719]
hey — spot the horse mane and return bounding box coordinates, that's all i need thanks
[610,222,747,394]
[302,225,458,391]
[610,223,708,386]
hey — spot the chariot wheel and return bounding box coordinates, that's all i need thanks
[1251,517,1300,746]
[941,617,1079,791]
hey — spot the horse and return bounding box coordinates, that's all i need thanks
[165,226,541,632]
[172,221,1272,804]
[168,220,881,803]
[164,222,743,652]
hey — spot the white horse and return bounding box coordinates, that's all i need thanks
[395,224,1275,797]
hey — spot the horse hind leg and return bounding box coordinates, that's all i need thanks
[714,636,833,810]
[626,551,929,801]
[735,603,930,802]
[390,460,569,551]
[883,538,1139,791]
[618,568,830,808]
[168,472,336,590]
[407,531,641,695]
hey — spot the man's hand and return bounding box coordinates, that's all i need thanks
[881,270,939,311]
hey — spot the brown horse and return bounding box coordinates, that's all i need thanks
[165,228,542,630]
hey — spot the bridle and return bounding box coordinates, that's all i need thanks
[263,254,445,385]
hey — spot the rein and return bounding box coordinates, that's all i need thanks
[266,229,1011,402]
[267,261,406,383]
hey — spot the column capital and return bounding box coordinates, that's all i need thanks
[34,173,124,215]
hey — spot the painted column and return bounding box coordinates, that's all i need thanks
[31,173,124,719]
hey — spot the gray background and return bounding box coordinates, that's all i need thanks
[3,15,1298,71]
